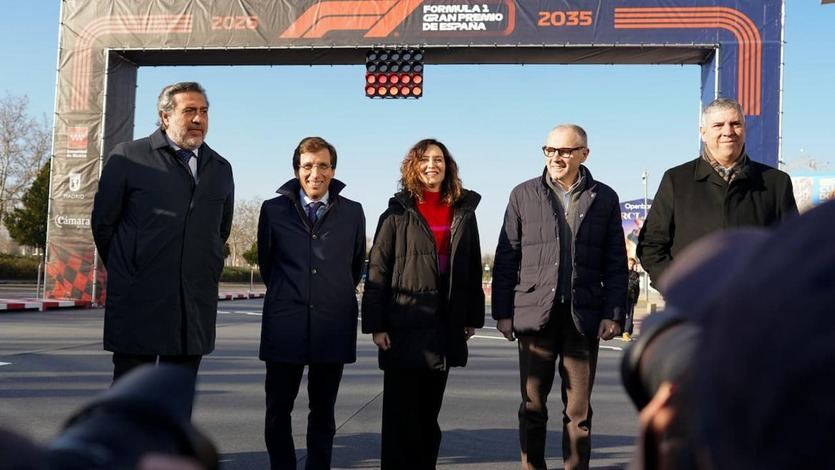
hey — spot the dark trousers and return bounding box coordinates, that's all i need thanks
[381,369,449,470]
[625,301,636,335]
[111,353,202,383]
[265,362,344,470]
[517,306,600,470]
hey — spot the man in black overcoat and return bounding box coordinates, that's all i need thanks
[637,97,797,288]
[91,81,234,382]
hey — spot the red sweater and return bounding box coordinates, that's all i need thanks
[417,190,452,274]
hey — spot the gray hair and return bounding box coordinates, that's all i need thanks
[156,82,208,127]
[550,124,588,146]
[701,98,745,127]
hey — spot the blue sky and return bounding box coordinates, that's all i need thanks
[1,2,833,250]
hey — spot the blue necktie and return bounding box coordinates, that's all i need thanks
[306,201,323,224]
[175,149,196,178]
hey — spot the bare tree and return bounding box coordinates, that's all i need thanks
[227,197,262,266]
[0,93,50,217]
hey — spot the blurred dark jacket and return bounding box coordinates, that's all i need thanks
[694,200,835,470]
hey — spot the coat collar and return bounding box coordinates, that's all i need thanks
[539,165,598,196]
[276,177,346,202]
[693,150,752,183]
[389,188,481,212]
[150,127,220,168]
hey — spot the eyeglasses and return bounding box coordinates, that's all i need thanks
[542,146,585,159]
[298,163,333,172]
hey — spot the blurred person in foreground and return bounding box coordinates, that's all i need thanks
[257,137,366,469]
[0,365,218,470]
[362,138,484,469]
[637,97,796,288]
[91,82,234,383]
[492,124,627,470]
[626,200,835,470]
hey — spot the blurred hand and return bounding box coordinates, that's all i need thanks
[464,327,476,340]
[496,318,514,341]
[372,332,391,350]
[633,382,684,470]
[598,319,621,340]
[139,454,204,470]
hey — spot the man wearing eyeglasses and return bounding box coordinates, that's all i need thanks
[256,136,366,469]
[637,98,797,289]
[492,124,627,470]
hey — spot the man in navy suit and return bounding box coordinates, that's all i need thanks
[257,136,365,469]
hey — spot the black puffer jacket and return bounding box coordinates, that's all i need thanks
[362,190,485,370]
[492,168,627,336]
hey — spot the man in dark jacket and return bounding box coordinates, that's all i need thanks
[492,124,627,470]
[257,136,365,470]
[91,81,234,382]
[637,97,797,288]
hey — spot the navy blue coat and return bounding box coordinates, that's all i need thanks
[91,128,234,355]
[257,178,366,364]
[492,168,627,336]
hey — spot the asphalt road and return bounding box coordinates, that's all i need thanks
[0,300,638,469]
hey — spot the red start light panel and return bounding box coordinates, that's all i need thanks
[365,48,424,99]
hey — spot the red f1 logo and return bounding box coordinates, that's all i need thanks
[280,0,424,39]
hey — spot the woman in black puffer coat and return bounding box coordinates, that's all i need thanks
[362,138,485,470]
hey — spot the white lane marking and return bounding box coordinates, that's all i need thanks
[472,334,506,340]
[227,315,624,352]
[218,310,262,316]
[478,327,625,350]
[472,335,623,351]
[0,362,11,367]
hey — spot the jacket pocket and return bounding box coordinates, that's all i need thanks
[514,283,535,293]
[577,282,605,310]
[389,290,439,330]
[513,283,540,309]
[385,327,444,370]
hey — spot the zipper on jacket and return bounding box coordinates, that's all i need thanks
[408,199,451,371]
[568,184,597,308]
[410,205,442,279]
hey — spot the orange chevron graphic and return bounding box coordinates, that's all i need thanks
[70,15,192,111]
[280,0,424,39]
[614,7,762,116]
